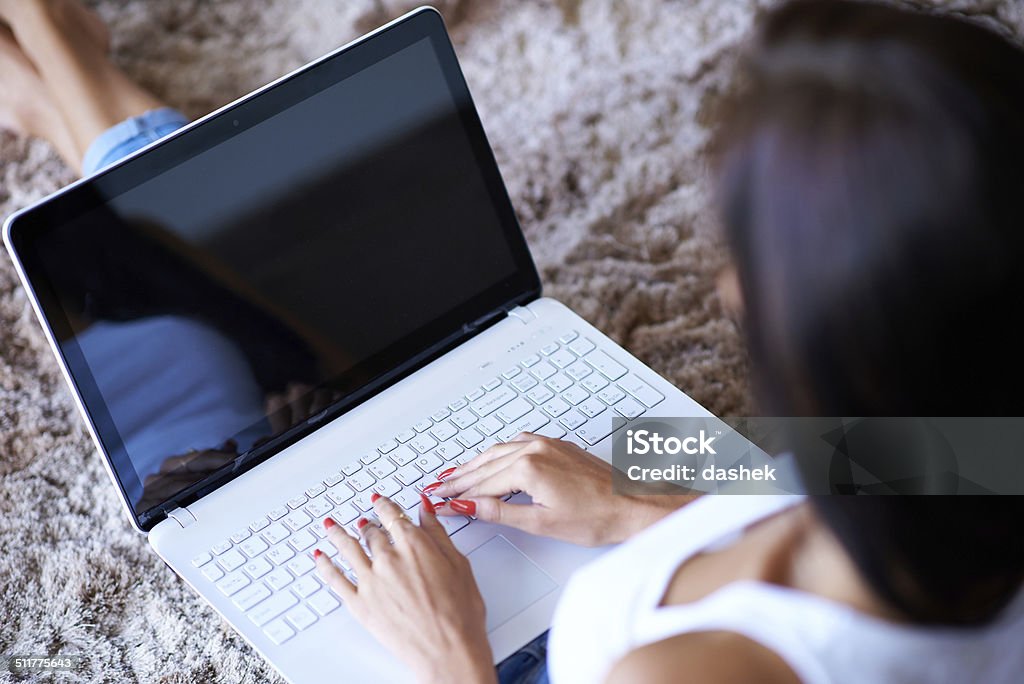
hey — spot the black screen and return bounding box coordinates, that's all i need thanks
[9,12,537,525]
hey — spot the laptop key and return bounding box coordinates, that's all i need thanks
[617,374,665,408]
[243,557,273,580]
[249,516,271,532]
[549,349,576,368]
[305,497,334,518]
[576,418,616,446]
[542,398,571,418]
[540,343,560,356]
[564,361,593,382]
[562,386,589,406]
[292,575,321,599]
[521,353,541,367]
[531,361,558,380]
[307,590,340,616]
[545,374,573,393]
[371,478,401,498]
[597,386,626,406]
[263,619,295,646]
[414,419,433,433]
[580,374,609,393]
[496,398,532,423]
[240,537,269,558]
[218,549,246,572]
[305,483,327,498]
[323,472,345,487]
[429,422,458,442]
[230,528,251,543]
[431,408,451,422]
[456,429,484,449]
[466,388,486,401]
[435,440,464,461]
[579,397,607,418]
[262,523,290,545]
[395,429,416,443]
[266,543,294,566]
[558,330,579,344]
[249,592,298,626]
[191,552,212,568]
[346,470,377,491]
[377,439,398,454]
[211,540,233,555]
[265,568,293,591]
[287,530,316,552]
[482,378,502,391]
[476,415,503,436]
[234,583,272,612]
[498,410,550,441]
[470,386,517,417]
[510,374,538,392]
[287,494,308,509]
[327,485,355,505]
[613,397,646,420]
[395,465,423,486]
[216,571,250,597]
[568,337,596,356]
[437,514,471,536]
[393,488,422,510]
[286,605,318,631]
[359,452,381,465]
[268,506,289,521]
[536,422,567,439]
[526,386,554,404]
[409,433,439,454]
[559,409,588,430]
[287,554,316,577]
[342,462,362,476]
[367,459,396,479]
[451,409,477,430]
[388,445,417,468]
[448,398,469,411]
[583,350,628,380]
[283,510,312,531]
[415,453,443,473]
[202,564,224,582]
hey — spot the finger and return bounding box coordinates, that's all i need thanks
[445,438,534,479]
[416,492,455,551]
[324,517,371,575]
[360,517,391,557]
[438,496,545,536]
[313,548,356,601]
[372,494,416,546]
[432,450,528,498]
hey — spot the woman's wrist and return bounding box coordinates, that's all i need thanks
[420,636,497,684]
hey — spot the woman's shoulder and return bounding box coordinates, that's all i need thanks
[604,630,800,684]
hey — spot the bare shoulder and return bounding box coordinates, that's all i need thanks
[604,630,801,684]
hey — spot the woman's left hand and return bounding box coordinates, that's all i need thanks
[315,493,497,684]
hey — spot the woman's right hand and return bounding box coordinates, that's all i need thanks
[429,434,695,546]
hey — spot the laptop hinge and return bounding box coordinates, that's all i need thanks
[167,506,197,529]
[507,304,537,324]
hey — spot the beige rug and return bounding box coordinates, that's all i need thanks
[2,1,1021,681]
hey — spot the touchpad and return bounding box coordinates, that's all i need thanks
[467,536,558,633]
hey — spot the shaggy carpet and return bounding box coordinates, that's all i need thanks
[2,1,1022,681]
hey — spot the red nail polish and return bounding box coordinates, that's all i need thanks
[419,492,436,514]
[422,481,443,494]
[438,467,457,480]
[323,517,336,529]
[357,517,369,529]
[432,501,447,511]
[449,499,476,516]
[371,492,381,503]
[313,549,322,559]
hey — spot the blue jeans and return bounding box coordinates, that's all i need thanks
[84,108,552,684]
[81,107,191,175]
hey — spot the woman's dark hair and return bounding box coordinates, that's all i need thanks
[715,0,1024,626]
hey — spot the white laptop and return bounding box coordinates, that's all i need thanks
[3,7,713,681]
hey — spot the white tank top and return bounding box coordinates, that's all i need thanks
[547,494,1024,684]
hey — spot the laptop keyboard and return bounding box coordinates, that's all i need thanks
[189,330,664,646]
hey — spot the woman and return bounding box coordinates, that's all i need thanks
[3,1,1022,682]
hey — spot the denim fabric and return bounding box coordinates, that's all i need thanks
[497,631,550,684]
[81,107,190,175]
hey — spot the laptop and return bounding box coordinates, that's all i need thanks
[3,7,714,682]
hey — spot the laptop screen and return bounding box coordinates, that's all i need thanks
[7,11,538,526]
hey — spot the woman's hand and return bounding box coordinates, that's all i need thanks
[429,434,696,546]
[315,494,497,684]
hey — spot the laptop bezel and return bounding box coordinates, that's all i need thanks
[2,7,541,532]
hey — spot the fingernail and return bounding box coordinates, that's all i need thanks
[449,499,476,516]
[357,517,369,529]
[371,492,381,503]
[313,549,322,559]
[419,492,436,514]
[438,467,457,480]
[422,481,443,494]
[323,517,336,529]
[433,501,447,511]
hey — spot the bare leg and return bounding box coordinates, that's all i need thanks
[0,0,166,168]
[0,24,79,171]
